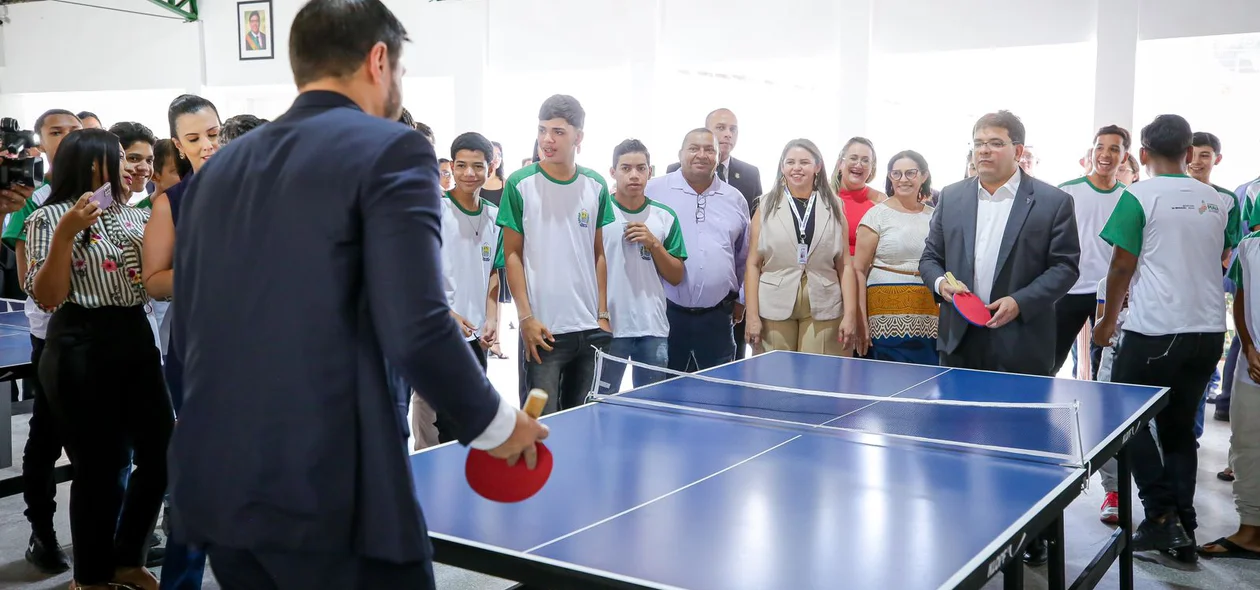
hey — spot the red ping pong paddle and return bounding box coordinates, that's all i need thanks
[465,389,552,503]
[945,272,992,327]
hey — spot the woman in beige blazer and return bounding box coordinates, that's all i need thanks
[745,139,861,355]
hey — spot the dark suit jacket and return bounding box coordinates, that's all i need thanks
[667,157,763,212]
[169,91,502,563]
[919,174,1080,376]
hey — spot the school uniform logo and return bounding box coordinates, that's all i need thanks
[1199,201,1220,215]
[578,209,590,228]
[480,243,492,262]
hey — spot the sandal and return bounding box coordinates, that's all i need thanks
[1218,468,1236,482]
[1198,537,1260,560]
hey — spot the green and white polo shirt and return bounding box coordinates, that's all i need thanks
[1058,177,1127,295]
[440,192,501,336]
[496,164,615,335]
[1099,174,1240,336]
[1229,230,1260,385]
[602,197,688,339]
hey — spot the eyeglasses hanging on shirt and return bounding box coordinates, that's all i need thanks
[785,189,817,265]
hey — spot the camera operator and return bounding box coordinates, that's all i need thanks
[1,108,81,574]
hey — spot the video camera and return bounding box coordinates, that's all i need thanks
[1,117,44,188]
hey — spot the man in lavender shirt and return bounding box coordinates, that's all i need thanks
[646,128,750,371]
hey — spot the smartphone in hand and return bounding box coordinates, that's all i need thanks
[89,182,113,209]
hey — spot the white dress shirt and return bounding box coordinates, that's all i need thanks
[936,169,1023,303]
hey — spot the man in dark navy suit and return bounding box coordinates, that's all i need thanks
[168,1,548,588]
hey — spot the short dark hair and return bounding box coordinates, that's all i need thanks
[415,121,434,142]
[538,94,585,129]
[398,107,415,128]
[450,132,493,162]
[108,122,157,150]
[167,94,220,138]
[35,109,79,135]
[1095,124,1132,151]
[154,138,192,179]
[220,114,268,146]
[972,110,1026,145]
[76,111,99,123]
[438,158,451,165]
[612,139,651,168]
[1192,131,1222,154]
[248,10,261,21]
[289,0,410,87]
[1140,114,1193,160]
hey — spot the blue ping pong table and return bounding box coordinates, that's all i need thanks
[410,351,1168,590]
[0,308,32,474]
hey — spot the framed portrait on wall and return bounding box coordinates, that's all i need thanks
[237,1,274,61]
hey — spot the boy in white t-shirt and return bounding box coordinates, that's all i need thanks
[1095,114,1240,560]
[1197,230,1260,559]
[600,140,687,391]
[497,95,615,414]
[410,132,503,448]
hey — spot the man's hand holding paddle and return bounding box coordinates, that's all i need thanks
[486,404,550,469]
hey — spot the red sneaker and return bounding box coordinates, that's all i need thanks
[1100,491,1120,524]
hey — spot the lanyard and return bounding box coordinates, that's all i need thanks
[786,191,817,244]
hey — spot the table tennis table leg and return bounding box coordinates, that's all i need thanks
[1002,555,1023,590]
[1118,450,1134,590]
[1048,516,1066,590]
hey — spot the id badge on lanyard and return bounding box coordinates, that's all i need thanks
[788,191,817,265]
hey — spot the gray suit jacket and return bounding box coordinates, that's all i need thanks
[919,174,1080,376]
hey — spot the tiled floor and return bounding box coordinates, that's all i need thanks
[1,318,1258,589]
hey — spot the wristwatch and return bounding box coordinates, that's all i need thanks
[598,311,610,321]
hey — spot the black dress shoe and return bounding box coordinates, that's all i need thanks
[1023,538,1049,566]
[1132,516,1193,552]
[25,530,70,574]
[146,545,166,568]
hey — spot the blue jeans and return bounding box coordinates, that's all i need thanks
[524,328,613,414]
[160,351,207,590]
[601,336,669,393]
[666,301,735,372]
[1218,335,1240,414]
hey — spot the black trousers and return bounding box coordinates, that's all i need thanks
[666,301,736,372]
[1111,330,1223,532]
[1052,293,1097,375]
[523,328,612,414]
[40,304,173,584]
[22,334,62,533]
[206,546,435,590]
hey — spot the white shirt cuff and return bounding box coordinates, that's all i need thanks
[468,396,516,450]
[934,276,946,297]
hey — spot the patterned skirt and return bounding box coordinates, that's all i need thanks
[866,283,940,365]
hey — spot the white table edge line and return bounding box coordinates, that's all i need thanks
[521,436,802,554]
[935,465,1086,590]
[429,533,687,590]
[1081,385,1169,465]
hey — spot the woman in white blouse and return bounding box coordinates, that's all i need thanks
[25,128,169,590]
[852,150,940,364]
[745,139,860,355]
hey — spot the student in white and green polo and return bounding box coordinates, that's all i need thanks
[1095,114,1240,560]
[1053,124,1131,376]
[497,95,614,414]
[599,139,687,391]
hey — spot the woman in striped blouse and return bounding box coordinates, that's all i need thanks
[25,128,170,590]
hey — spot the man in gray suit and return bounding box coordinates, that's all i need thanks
[919,110,1079,564]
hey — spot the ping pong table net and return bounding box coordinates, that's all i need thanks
[590,351,1085,468]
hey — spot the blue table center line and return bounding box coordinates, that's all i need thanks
[525,364,959,556]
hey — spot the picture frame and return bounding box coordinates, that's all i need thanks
[237,1,274,61]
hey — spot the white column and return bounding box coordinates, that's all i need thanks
[835,0,873,138]
[1093,0,1140,133]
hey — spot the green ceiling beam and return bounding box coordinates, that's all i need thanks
[145,0,198,22]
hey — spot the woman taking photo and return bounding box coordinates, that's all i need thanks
[746,139,860,355]
[852,150,939,364]
[25,128,171,590]
[833,137,887,255]
[142,93,222,590]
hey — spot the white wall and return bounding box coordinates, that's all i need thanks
[1,0,1259,184]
